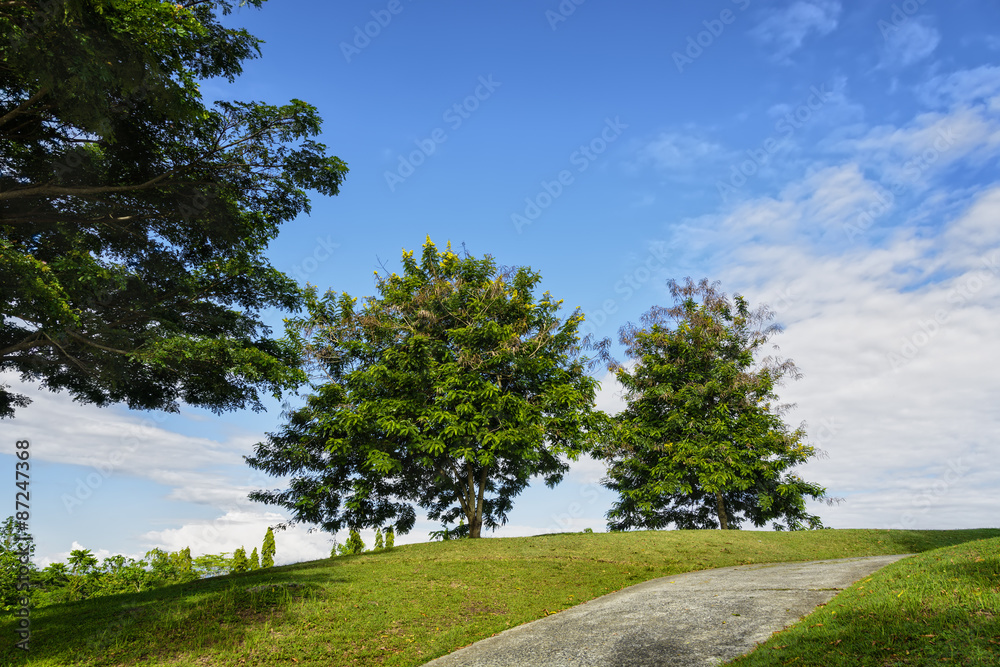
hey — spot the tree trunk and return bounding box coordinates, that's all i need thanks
[469,467,488,538]
[715,491,730,530]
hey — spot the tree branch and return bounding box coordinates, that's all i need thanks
[0,332,46,358]
[0,170,176,201]
[0,87,47,129]
[64,329,131,355]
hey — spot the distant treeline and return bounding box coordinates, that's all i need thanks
[0,518,277,610]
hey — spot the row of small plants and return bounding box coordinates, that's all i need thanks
[332,526,395,556]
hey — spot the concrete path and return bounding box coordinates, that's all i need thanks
[423,554,911,667]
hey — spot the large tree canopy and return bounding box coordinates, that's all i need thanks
[1,0,348,417]
[246,239,601,538]
[596,278,829,531]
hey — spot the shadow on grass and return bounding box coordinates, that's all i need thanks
[881,528,1000,554]
[0,564,349,665]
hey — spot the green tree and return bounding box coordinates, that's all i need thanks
[0,516,36,610]
[385,526,394,550]
[249,547,260,570]
[95,554,148,595]
[65,547,100,600]
[596,278,829,531]
[261,527,275,568]
[230,547,249,573]
[170,547,196,582]
[34,562,69,606]
[192,552,232,579]
[246,240,601,538]
[0,0,347,419]
[337,528,365,556]
[373,528,384,551]
[67,548,98,575]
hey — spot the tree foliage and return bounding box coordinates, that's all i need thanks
[0,516,33,610]
[246,239,600,538]
[0,0,347,418]
[0,529,254,609]
[260,526,275,568]
[231,547,249,573]
[596,278,829,531]
[336,528,365,556]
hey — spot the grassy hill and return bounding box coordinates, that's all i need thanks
[3,528,998,666]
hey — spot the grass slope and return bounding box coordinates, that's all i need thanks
[2,529,998,666]
[725,535,1000,666]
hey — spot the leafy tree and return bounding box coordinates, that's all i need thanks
[67,548,98,575]
[0,516,36,610]
[336,529,365,556]
[261,527,275,568]
[34,562,69,605]
[385,526,394,550]
[64,547,100,600]
[596,278,829,531]
[373,528,384,551]
[171,547,195,582]
[0,0,347,419]
[247,240,601,538]
[249,547,260,570]
[193,552,232,579]
[94,554,148,595]
[230,547,249,573]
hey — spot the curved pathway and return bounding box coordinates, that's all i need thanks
[423,554,910,667]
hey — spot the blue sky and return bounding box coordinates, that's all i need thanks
[5,0,1000,566]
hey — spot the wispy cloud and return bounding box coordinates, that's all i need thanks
[648,149,1000,528]
[635,131,730,171]
[917,65,1000,108]
[879,17,940,69]
[750,0,841,62]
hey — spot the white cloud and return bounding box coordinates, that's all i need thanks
[658,160,1000,529]
[593,368,627,416]
[833,104,1000,190]
[879,17,940,69]
[750,0,841,62]
[917,65,1000,109]
[636,131,729,171]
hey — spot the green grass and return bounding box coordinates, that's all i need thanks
[724,535,1000,666]
[2,529,998,666]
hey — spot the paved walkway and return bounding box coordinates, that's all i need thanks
[423,554,911,667]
